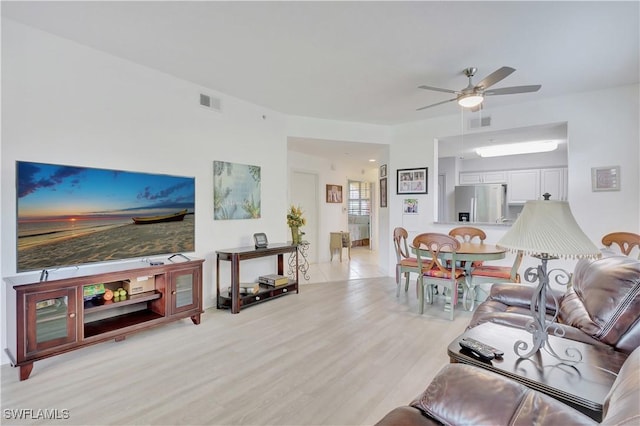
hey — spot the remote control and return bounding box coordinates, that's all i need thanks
[459,339,495,361]
[462,337,504,358]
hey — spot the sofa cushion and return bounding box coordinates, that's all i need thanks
[468,284,606,347]
[373,406,440,426]
[410,363,594,426]
[602,346,640,425]
[560,254,640,350]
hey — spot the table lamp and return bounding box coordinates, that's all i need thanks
[496,194,600,361]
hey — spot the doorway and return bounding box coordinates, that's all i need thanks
[291,171,319,263]
[347,180,371,249]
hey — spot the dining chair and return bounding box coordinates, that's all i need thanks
[413,233,466,320]
[448,226,487,269]
[393,227,420,297]
[469,250,524,303]
[602,232,640,259]
[448,226,487,243]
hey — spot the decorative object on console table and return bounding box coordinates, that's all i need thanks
[286,205,306,244]
[253,232,268,249]
[228,283,260,295]
[496,193,600,362]
[259,274,289,287]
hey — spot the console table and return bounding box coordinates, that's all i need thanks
[447,322,627,421]
[216,243,299,313]
[289,240,310,281]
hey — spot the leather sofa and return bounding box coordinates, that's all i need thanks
[469,251,640,353]
[375,252,640,425]
[375,346,640,425]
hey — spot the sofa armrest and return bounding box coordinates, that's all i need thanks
[408,364,595,425]
[488,283,562,314]
[373,406,441,426]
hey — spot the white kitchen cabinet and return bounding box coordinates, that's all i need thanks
[507,169,541,204]
[459,171,507,185]
[541,167,568,201]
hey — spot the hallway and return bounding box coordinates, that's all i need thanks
[301,246,387,284]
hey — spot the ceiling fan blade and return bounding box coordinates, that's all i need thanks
[484,85,542,95]
[416,98,457,111]
[475,66,516,90]
[417,85,458,94]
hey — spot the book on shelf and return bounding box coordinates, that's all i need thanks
[258,274,289,287]
[228,283,260,295]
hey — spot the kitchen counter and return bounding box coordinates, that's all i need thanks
[435,221,513,227]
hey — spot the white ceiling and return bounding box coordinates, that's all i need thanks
[3,1,638,166]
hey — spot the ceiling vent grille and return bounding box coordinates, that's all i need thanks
[199,93,222,112]
[469,116,491,129]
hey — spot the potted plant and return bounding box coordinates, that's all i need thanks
[286,205,306,244]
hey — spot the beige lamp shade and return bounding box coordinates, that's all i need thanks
[497,200,600,259]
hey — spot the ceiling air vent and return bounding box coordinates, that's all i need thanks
[469,116,491,129]
[199,93,222,112]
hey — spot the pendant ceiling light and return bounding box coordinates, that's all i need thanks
[457,93,484,108]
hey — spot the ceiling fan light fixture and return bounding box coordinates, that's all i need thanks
[476,140,559,158]
[457,93,484,108]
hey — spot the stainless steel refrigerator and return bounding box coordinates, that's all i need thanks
[454,184,506,223]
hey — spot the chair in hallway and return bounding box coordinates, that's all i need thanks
[602,232,640,259]
[393,227,419,297]
[330,231,351,262]
[413,233,466,320]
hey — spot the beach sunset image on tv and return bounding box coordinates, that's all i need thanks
[16,161,195,272]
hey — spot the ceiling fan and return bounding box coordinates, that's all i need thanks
[416,66,541,111]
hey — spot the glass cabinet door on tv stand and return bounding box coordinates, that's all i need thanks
[168,265,202,322]
[25,288,78,355]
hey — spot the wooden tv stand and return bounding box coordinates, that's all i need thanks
[216,243,299,313]
[4,257,204,381]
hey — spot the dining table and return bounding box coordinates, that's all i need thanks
[413,241,506,311]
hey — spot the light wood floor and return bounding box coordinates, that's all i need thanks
[1,271,473,425]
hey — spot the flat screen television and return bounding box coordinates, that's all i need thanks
[16,161,195,272]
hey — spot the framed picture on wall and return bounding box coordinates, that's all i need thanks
[380,178,387,207]
[397,167,427,194]
[403,198,418,214]
[380,164,387,178]
[326,184,343,203]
